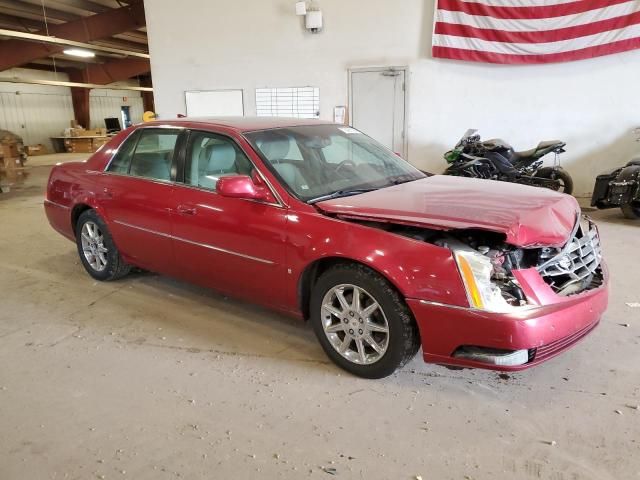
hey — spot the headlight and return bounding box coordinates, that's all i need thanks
[454,250,517,313]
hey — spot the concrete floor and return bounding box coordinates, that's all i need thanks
[1,159,639,480]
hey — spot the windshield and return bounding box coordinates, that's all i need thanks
[456,129,478,147]
[244,124,425,202]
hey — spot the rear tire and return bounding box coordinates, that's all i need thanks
[621,203,640,219]
[536,167,574,195]
[309,263,421,379]
[75,209,131,281]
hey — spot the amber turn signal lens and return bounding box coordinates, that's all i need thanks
[455,253,484,309]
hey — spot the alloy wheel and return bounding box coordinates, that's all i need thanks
[80,221,108,272]
[320,284,389,365]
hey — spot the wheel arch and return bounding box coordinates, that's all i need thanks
[70,203,94,234]
[297,256,407,321]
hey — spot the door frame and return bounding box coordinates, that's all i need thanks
[348,66,409,159]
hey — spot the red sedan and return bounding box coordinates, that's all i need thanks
[45,118,608,378]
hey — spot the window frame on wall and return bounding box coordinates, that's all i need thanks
[255,86,320,119]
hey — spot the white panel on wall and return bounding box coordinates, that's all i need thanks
[185,90,244,117]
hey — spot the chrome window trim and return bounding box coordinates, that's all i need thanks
[93,170,176,188]
[44,199,70,210]
[171,181,285,209]
[97,169,283,208]
[113,220,275,265]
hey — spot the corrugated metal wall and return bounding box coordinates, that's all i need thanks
[0,70,145,150]
[0,91,74,147]
[90,89,143,130]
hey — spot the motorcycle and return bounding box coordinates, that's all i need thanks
[443,129,574,194]
[591,128,640,219]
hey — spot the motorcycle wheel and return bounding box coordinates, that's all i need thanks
[536,167,574,195]
[621,204,640,219]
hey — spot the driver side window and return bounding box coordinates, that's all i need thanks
[185,132,253,191]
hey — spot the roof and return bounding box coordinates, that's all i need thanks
[146,116,335,133]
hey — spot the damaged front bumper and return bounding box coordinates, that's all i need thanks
[407,263,609,371]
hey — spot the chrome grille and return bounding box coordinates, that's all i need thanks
[537,217,603,296]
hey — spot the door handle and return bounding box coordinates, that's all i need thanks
[177,204,197,216]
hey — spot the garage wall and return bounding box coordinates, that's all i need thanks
[89,87,144,130]
[144,0,640,198]
[0,69,74,147]
[0,69,144,148]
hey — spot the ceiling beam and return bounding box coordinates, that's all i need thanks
[0,28,149,58]
[0,0,79,22]
[81,57,150,84]
[0,0,145,71]
[0,12,46,30]
[0,75,153,91]
[17,0,111,15]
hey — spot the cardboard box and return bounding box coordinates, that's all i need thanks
[64,137,109,153]
[26,144,48,156]
[0,143,21,158]
[70,127,107,137]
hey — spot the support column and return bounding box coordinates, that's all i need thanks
[68,71,90,128]
[140,75,155,113]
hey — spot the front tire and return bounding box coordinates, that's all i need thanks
[621,203,640,219]
[536,167,574,195]
[75,209,131,281]
[310,263,421,379]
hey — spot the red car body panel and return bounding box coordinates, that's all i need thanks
[44,118,609,371]
[317,175,579,248]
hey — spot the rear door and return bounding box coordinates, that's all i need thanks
[99,127,183,273]
[170,129,289,308]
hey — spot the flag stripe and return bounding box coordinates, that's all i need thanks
[435,11,640,43]
[436,1,640,32]
[458,0,587,7]
[438,0,633,20]
[434,22,640,55]
[433,36,640,63]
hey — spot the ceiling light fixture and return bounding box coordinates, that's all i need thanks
[63,48,95,58]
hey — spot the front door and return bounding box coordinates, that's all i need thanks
[99,127,182,273]
[171,130,288,308]
[350,67,407,157]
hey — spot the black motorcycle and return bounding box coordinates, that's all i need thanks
[444,129,574,194]
[591,129,640,219]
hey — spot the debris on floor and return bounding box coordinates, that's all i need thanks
[626,302,640,308]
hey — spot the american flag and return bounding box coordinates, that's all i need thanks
[432,0,640,64]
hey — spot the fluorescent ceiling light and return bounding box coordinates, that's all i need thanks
[63,48,95,58]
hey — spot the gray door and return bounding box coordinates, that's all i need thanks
[350,68,406,157]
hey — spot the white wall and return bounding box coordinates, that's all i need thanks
[0,69,143,148]
[144,0,640,198]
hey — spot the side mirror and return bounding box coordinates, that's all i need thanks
[216,175,274,202]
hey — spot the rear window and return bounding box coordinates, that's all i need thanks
[106,129,180,182]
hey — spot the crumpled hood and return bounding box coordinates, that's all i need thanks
[316,176,579,248]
